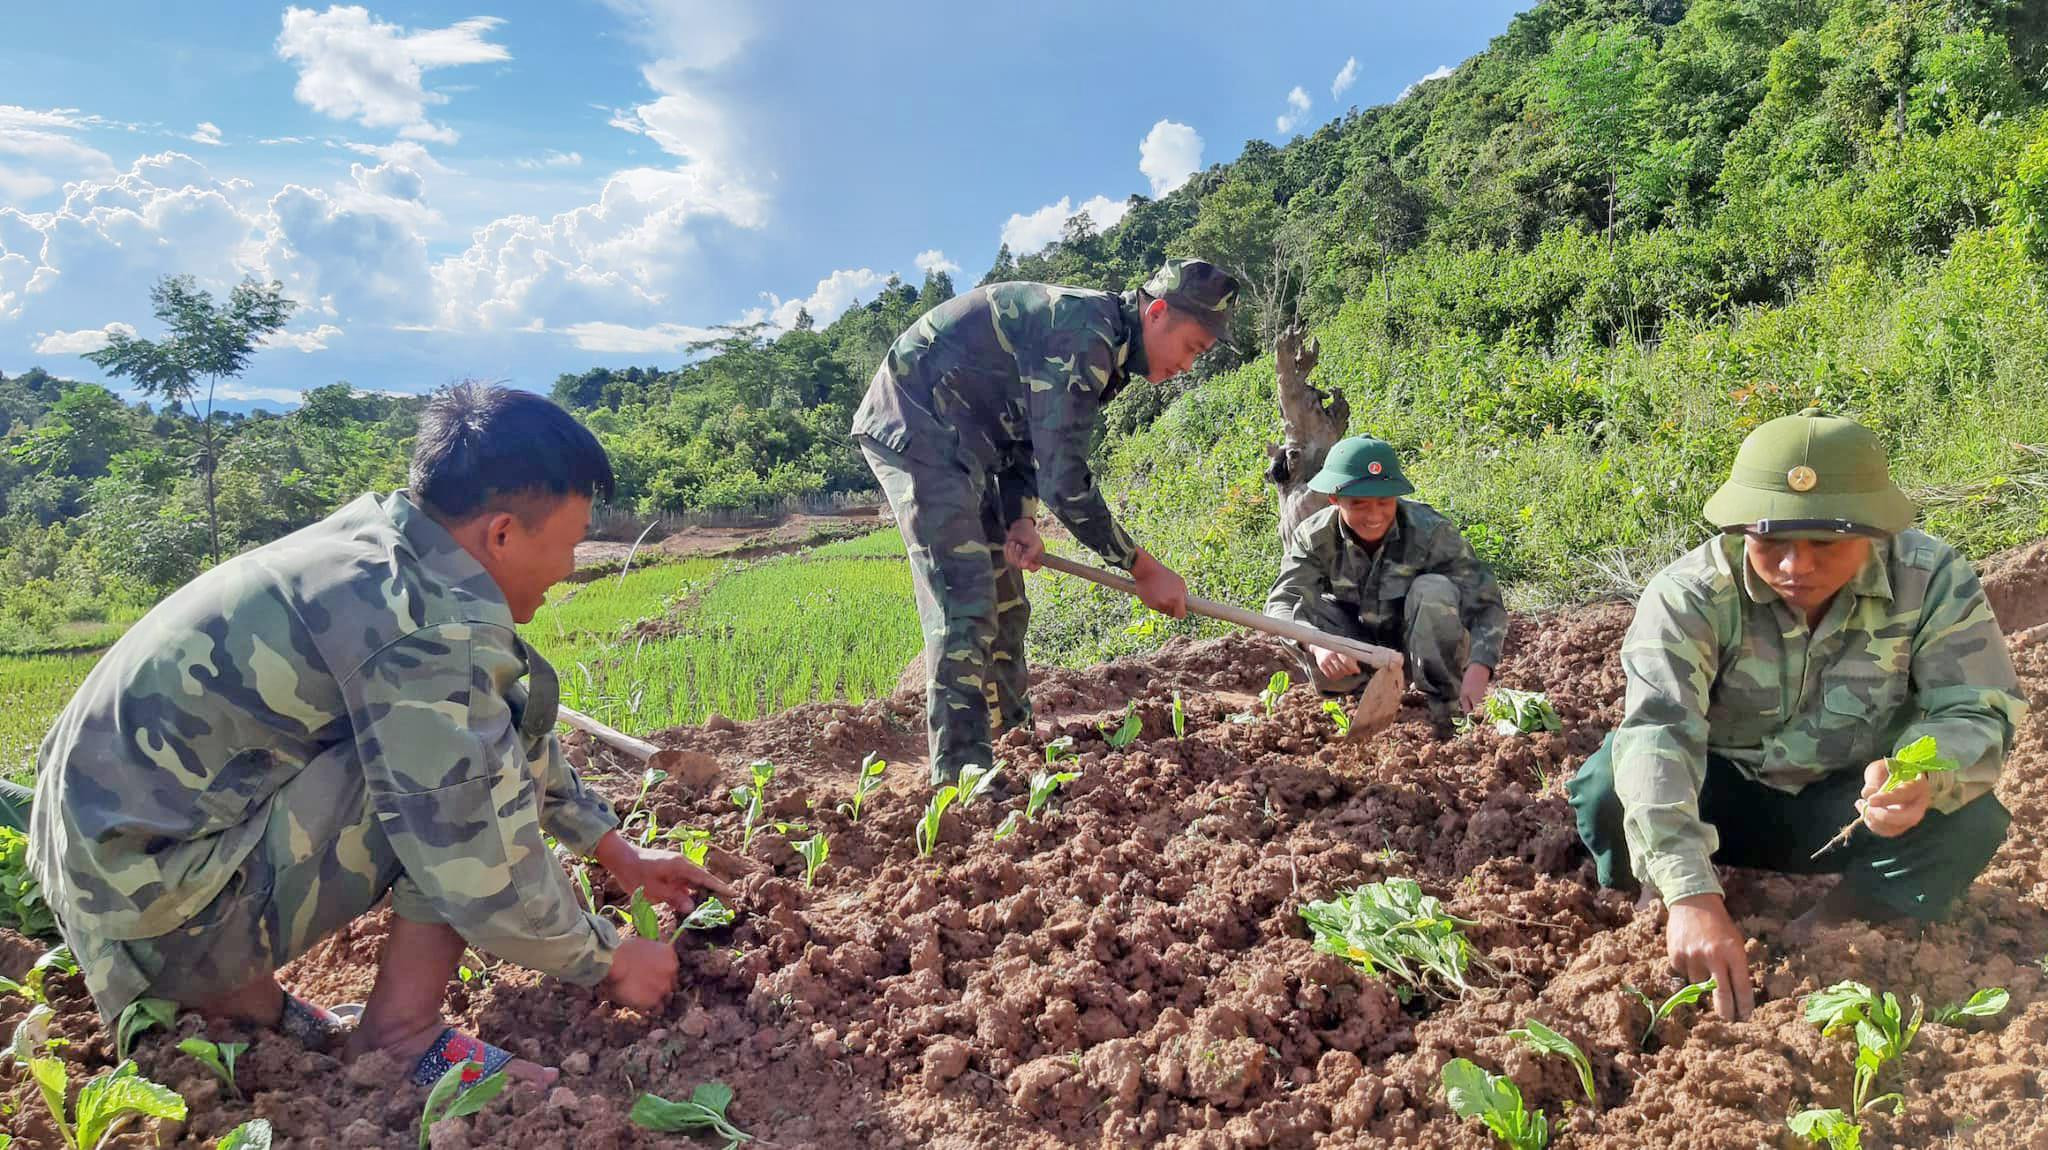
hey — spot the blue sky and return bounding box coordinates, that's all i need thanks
[0,1,1528,405]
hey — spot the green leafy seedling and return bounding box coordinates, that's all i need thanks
[1930,987,2010,1026]
[1625,978,1715,1049]
[916,785,959,857]
[958,764,1003,805]
[0,826,56,937]
[33,1057,188,1150]
[1814,736,1958,857]
[1300,878,1495,1001]
[616,886,661,941]
[838,753,887,822]
[681,896,736,931]
[1026,769,1080,821]
[1789,1107,1862,1149]
[216,1118,273,1149]
[1483,688,1562,735]
[114,998,177,1061]
[417,1062,510,1150]
[994,811,1022,841]
[1442,1057,1549,1150]
[1171,692,1186,738]
[1259,671,1292,717]
[629,1081,752,1146]
[1508,1019,1597,1110]
[178,1037,248,1100]
[1101,704,1141,749]
[660,825,714,866]
[6,1002,56,1069]
[1044,735,1078,765]
[730,760,775,852]
[1322,699,1352,737]
[1,944,79,1005]
[1804,981,1923,1115]
[795,833,829,888]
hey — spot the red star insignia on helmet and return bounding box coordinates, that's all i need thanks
[1367,461,1383,475]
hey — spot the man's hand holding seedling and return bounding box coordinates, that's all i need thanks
[592,830,733,1011]
[1858,759,1932,837]
[1664,894,1755,1022]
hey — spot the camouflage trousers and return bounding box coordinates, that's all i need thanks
[66,741,430,1025]
[1288,572,1470,708]
[859,436,1031,785]
[1568,734,2011,921]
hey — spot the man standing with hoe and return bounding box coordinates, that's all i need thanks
[853,260,1238,785]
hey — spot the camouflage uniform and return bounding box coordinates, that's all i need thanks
[852,262,1236,784]
[1567,405,2027,921]
[1265,501,1508,707]
[29,491,622,1022]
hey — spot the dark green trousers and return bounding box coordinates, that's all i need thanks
[1566,734,2010,921]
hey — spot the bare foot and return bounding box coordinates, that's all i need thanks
[344,1018,559,1090]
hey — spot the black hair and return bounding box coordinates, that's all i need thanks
[410,381,615,521]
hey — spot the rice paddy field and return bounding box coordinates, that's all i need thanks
[0,653,101,785]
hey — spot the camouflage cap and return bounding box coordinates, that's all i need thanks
[1703,407,1914,538]
[1307,436,1415,498]
[1143,259,1239,338]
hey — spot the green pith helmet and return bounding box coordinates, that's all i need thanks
[1307,436,1415,498]
[1702,408,1914,538]
[1142,259,1239,338]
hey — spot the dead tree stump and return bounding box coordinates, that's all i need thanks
[1264,323,1350,545]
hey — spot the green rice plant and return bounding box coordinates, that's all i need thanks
[1442,1057,1549,1149]
[808,529,906,559]
[1508,1019,1596,1109]
[1298,878,1493,1001]
[839,752,887,822]
[0,653,101,784]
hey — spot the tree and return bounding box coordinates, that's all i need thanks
[1537,21,1656,235]
[981,243,1019,285]
[85,275,296,565]
[918,269,956,307]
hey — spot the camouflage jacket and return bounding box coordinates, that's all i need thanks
[1613,530,2026,904]
[29,491,622,993]
[850,282,1146,569]
[1265,501,1509,667]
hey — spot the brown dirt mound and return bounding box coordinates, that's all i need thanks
[8,600,2048,1148]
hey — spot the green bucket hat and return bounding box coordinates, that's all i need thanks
[1143,259,1239,338]
[1702,408,1914,538]
[1307,436,1415,498]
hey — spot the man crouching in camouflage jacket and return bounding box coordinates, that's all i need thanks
[1567,409,2025,1023]
[29,384,729,1089]
[853,260,1237,786]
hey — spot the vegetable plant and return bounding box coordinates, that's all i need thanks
[1322,699,1352,736]
[1100,704,1141,749]
[624,767,671,844]
[795,833,829,888]
[1171,692,1186,738]
[1026,769,1080,821]
[29,1057,187,1150]
[1508,1019,1597,1109]
[916,785,959,857]
[838,752,887,822]
[994,811,1022,841]
[1804,981,1924,1115]
[681,897,736,931]
[114,998,177,1061]
[1,944,79,1005]
[1626,979,1715,1049]
[178,1036,248,1100]
[0,826,55,937]
[1299,878,1494,1000]
[659,825,714,866]
[417,1061,509,1149]
[958,763,1003,805]
[629,1081,752,1145]
[1484,689,1562,735]
[1788,1108,1862,1150]
[730,760,774,852]
[1814,736,1958,856]
[1259,671,1291,716]
[216,1119,273,1149]
[1931,987,2010,1026]
[1442,1057,1549,1149]
[613,886,665,941]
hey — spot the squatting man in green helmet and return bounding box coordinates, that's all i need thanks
[1567,409,2025,1023]
[1264,436,1509,732]
[852,259,1239,786]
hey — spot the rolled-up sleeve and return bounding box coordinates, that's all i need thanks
[345,624,620,985]
[1612,574,1725,904]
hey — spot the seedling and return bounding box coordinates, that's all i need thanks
[624,767,671,844]
[1100,704,1141,749]
[1044,736,1078,765]
[1171,692,1186,738]
[29,1057,187,1150]
[916,785,959,857]
[1788,1109,1862,1150]
[0,825,55,937]
[1813,736,1958,857]
[6,1002,55,1067]
[1442,1057,1549,1150]
[838,752,887,822]
[612,886,664,941]
[1299,878,1494,1001]
[1484,689,1561,735]
[1804,981,1924,1115]
[659,825,714,866]
[1930,987,2009,1026]
[958,764,1003,805]
[457,947,495,988]
[417,1060,509,1149]
[795,833,829,888]
[730,760,775,852]
[178,1037,248,1100]
[1626,979,1715,1049]
[1508,1019,1597,1110]
[114,998,177,1061]
[1259,671,1292,716]
[1322,699,1352,736]
[629,1081,752,1146]
[681,897,736,931]
[1026,769,1080,821]
[0,945,79,1005]
[994,811,1022,841]
[216,1119,273,1149]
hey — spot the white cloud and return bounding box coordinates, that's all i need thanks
[748,267,889,332]
[1000,194,1130,256]
[275,6,509,143]
[1138,120,1203,197]
[32,322,134,355]
[189,122,224,147]
[516,149,583,170]
[1276,86,1312,134]
[1332,57,1359,100]
[0,104,117,202]
[558,320,720,353]
[1400,64,1454,101]
[258,136,311,146]
[913,249,959,277]
[263,323,344,352]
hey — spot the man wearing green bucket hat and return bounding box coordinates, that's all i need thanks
[1567,409,2025,1023]
[1265,435,1508,732]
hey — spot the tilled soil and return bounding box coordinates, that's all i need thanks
[7,582,2048,1147]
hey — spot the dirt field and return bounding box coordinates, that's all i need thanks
[6,551,2048,1148]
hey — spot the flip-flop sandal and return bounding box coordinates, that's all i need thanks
[279,993,351,1051]
[408,1028,515,1091]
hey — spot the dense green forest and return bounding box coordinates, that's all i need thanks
[7,0,2048,672]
